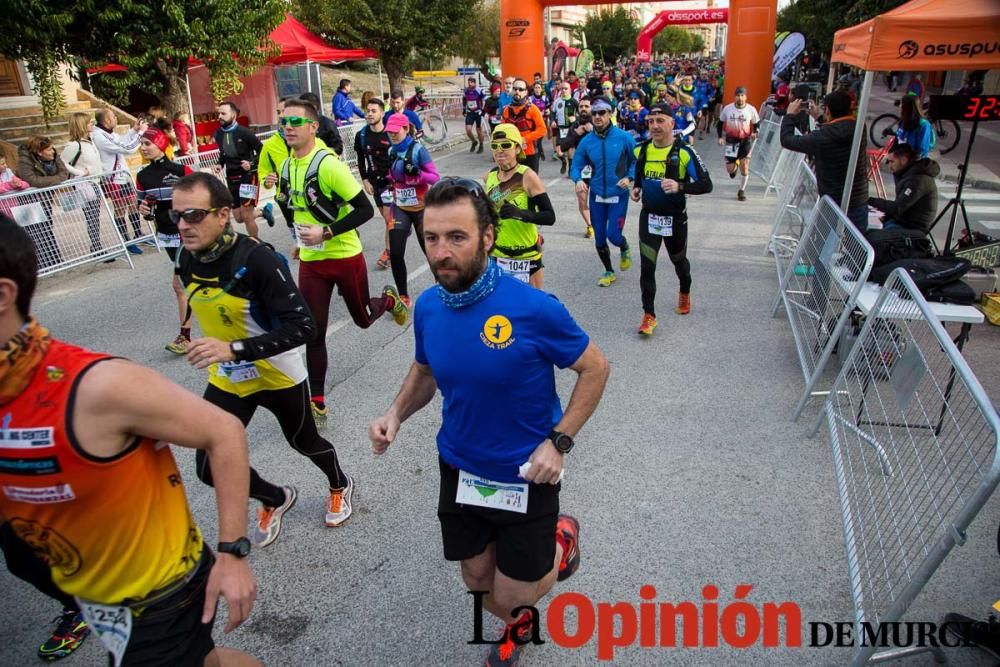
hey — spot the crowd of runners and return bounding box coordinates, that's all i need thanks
[1,54,766,667]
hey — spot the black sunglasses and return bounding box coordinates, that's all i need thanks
[593,109,611,116]
[427,176,487,200]
[169,207,222,224]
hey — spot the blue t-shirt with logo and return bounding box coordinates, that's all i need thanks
[414,276,590,483]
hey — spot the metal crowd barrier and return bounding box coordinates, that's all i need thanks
[772,196,875,420]
[814,267,1000,666]
[0,173,156,277]
[748,119,785,197]
[767,156,818,286]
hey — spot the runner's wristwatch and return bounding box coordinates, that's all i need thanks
[217,537,252,558]
[548,430,575,454]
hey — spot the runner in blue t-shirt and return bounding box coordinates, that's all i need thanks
[369,177,609,666]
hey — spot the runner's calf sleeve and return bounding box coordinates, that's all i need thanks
[740,173,750,190]
[597,245,613,272]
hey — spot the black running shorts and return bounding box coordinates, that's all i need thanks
[437,456,559,583]
[117,545,216,667]
[465,111,483,126]
[724,138,753,164]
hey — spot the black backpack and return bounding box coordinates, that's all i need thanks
[864,228,933,267]
[869,256,975,304]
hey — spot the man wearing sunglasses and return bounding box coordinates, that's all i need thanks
[570,96,637,287]
[500,78,546,174]
[276,99,406,421]
[369,177,609,667]
[555,97,595,238]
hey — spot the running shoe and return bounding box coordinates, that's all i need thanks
[676,292,691,315]
[262,202,275,227]
[944,613,1000,659]
[638,313,657,336]
[165,334,190,355]
[383,285,409,326]
[469,140,478,153]
[139,239,156,248]
[620,247,632,271]
[325,475,354,527]
[253,485,297,548]
[597,271,616,287]
[584,224,594,239]
[311,400,328,419]
[38,610,88,661]
[400,295,413,310]
[477,142,484,154]
[729,170,737,179]
[559,156,567,175]
[556,514,581,581]
[376,249,390,270]
[126,244,143,255]
[737,189,746,201]
[485,616,534,667]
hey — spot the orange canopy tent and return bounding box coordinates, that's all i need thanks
[831,0,1000,72]
[829,0,1000,211]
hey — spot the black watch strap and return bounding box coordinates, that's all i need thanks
[548,429,575,454]
[217,537,251,558]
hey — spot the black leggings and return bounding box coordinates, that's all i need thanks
[389,208,427,297]
[638,209,690,317]
[197,381,347,506]
[1,522,77,611]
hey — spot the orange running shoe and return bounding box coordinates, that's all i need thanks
[637,313,657,337]
[676,292,691,315]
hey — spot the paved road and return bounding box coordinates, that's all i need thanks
[3,139,999,666]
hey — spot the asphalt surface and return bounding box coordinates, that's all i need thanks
[3,138,1000,667]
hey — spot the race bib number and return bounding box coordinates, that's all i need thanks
[466,101,478,111]
[495,256,532,283]
[456,469,528,514]
[581,165,593,179]
[724,142,740,158]
[648,213,673,237]
[295,225,325,250]
[156,232,181,248]
[595,194,619,204]
[559,128,569,139]
[238,183,258,200]
[396,186,418,208]
[380,190,394,205]
[218,361,260,384]
[76,600,132,667]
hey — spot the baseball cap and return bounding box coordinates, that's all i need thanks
[648,102,673,116]
[491,123,524,146]
[385,113,410,133]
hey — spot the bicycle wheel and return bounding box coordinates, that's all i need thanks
[869,113,899,148]
[420,108,447,146]
[936,119,961,155]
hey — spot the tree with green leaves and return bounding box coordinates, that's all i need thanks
[446,0,501,66]
[0,0,286,121]
[570,7,639,64]
[653,27,693,57]
[777,0,908,59]
[294,0,478,94]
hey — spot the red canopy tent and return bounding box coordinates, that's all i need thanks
[267,14,376,64]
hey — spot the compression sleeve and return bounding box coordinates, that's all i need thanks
[526,192,555,226]
[325,190,375,237]
[231,246,316,361]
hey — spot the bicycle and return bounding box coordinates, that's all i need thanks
[869,103,961,155]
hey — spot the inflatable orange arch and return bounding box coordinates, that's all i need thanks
[500,0,777,110]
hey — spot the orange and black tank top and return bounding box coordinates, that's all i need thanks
[0,339,202,604]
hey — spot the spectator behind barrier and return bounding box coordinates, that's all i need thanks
[867,142,939,234]
[14,135,70,269]
[60,114,106,255]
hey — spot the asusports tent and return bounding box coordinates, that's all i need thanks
[830,0,1000,212]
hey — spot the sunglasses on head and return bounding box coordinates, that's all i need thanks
[168,207,222,225]
[491,140,517,151]
[279,116,314,127]
[428,176,487,200]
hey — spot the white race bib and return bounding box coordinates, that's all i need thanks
[76,600,132,667]
[456,469,529,514]
[238,183,258,200]
[595,194,619,204]
[559,128,569,139]
[218,361,260,384]
[495,256,532,283]
[724,142,740,158]
[380,189,394,205]
[156,232,181,248]
[466,100,478,111]
[648,213,673,237]
[295,225,325,250]
[396,186,418,208]
[581,165,593,179]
